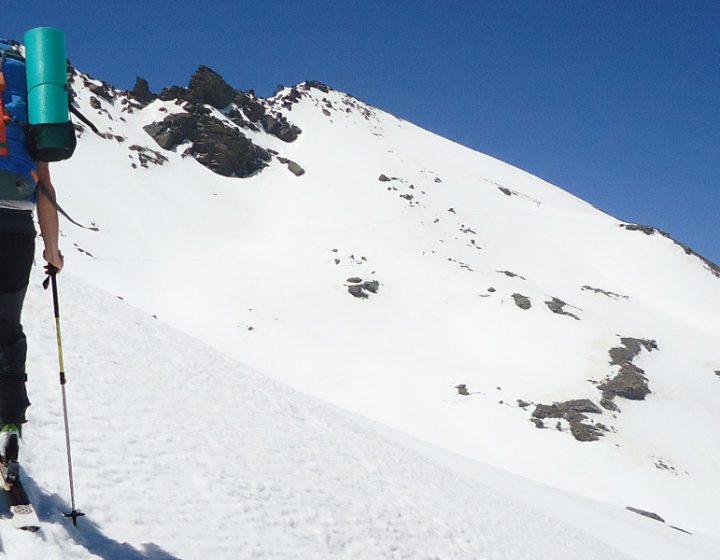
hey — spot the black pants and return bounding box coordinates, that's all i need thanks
[0,232,35,425]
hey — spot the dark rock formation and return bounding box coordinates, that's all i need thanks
[348,285,368,299]
[128,145,168,168]
[600,363,650,401]
[302,80,331,93]
[144,113,270,177]
[234,92,267,122]
[378,174,391,182]
[260,114,301,142]
[88,82,114,103]
[620,222,720,278]
[187,65,235,110]
[346,278,380,299]
[455,384,469,396]
[608,338,657,365]
[531,399,604,442]
[497,270,526,280]
[626,507,665,523]
[158,85,189,102]
[498,186,512,196]
[130,76,156,104]
[277,157,305,176]
[512,293,531,310]
[362,280,379,294]
[545,297,580,320]
[581,285,629,300]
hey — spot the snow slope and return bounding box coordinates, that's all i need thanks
[26,66,720,548]
[0,269,675,559]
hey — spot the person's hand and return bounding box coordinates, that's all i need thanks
[43,248,64,273]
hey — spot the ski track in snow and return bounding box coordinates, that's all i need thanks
[0,270,637,559]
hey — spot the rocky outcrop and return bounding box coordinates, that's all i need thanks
[144,113,270,177]
[545,297,580,320]
[531,399,605,442]
[234,92,267,123]
[158,85,188,102]
[620,222,720,279]
[599,337,657,410]
[260,114,301,142]
[187,65,235,110]
[599,363,650,406]
[130,76,156,105]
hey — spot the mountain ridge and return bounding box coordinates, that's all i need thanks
[39,56,720,540]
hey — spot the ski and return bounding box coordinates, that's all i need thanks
[0,460,40,532]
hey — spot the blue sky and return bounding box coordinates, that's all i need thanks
[6,1,719,264]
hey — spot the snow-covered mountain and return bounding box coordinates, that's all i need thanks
[11,60,719,557]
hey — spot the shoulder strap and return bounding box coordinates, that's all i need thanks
[37,180,99,231]
[69,104,101,136]
[0,51,7,157]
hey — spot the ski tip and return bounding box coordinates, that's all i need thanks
[64,510,85,527]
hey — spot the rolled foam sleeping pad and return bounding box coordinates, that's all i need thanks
[24,27,69,124]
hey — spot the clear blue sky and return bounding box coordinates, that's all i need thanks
[6,1,719,264]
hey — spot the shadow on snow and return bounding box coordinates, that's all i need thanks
[18,471,182,560]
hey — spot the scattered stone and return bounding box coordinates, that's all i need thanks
[545,297,580,320]
[277,157,305,176]
[512,293,531,310]
[128,145,168,168]
[517,399,530,408]
[346,278,380,299]
[455,384,469,396]
[362,280,379,294]
[89,96,101,110]
[715,370,720,377]
[497,270,526,280]
[378,174,391,182]
[498,186,512,196]
[530,418,544,428]
[487,287,496,293]
[625,507,665,523]
[670,526,692,535]
[581,285,629,300]
[347,284,368,299]
[447,208,456,213]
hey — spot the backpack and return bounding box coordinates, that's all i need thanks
[0,40,38,201]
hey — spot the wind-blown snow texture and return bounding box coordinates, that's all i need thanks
[7,63,719,558]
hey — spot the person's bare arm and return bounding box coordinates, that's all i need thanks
[36,162,64,272]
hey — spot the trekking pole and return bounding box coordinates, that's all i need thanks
[43,266,84,526]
